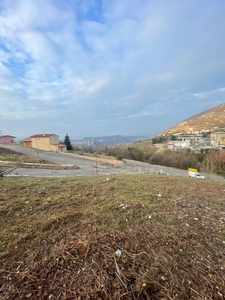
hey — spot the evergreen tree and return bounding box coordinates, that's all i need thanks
[64,133,72,150]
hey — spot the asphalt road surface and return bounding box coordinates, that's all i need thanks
[1,145,224,181]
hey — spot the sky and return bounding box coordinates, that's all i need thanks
[0,0,225,140]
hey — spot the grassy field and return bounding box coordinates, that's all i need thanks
[0,174,225,299]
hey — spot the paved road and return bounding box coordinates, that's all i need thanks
[1,145,224,181]
[1,145,137,176]
[123,159,224,182]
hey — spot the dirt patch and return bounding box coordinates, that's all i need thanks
[0,175,225,299]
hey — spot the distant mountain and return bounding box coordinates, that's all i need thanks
[71,135,145,147]
[159,103,225,135]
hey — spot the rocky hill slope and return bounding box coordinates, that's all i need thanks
[160,103,225,135]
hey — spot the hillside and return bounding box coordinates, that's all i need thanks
[1,175,225,299]
[160,103,225,135]
[72,135,145,147]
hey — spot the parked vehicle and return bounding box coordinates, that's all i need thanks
[188,168,205,179]
[195,172,206,179]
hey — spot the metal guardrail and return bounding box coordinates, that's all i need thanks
[0,166,17,176]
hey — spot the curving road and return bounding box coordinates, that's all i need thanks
[1,145,136,176]
[1,145,224,181]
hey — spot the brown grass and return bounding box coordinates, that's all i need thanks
[0,147,78,170]
[0,146,55,165]
[0,174,225,299]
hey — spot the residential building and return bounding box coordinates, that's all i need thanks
[50,143,67,152]
[211,140,219,148]
[0,135,16,144]
[167,140,190,150]
[210,131,225,142]
[20,138,32,147]
[220,137,225,145]
[29,134,67,152]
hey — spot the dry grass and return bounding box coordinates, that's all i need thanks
[0,174,225,299]
[0,146,55,165]
[0,147,78,170]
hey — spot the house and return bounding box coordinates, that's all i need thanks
[220,137,225,145]
[0,135,16,144]
[20,137,32,147]
[211,139,219,148]
[29,134,67,152]
[220,138,225,150]
[210,131,225,142]
[167,140,190,150]
[50,143,67,152]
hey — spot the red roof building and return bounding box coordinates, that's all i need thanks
[0,135,16,144]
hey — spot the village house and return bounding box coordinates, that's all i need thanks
[0,135,16,144]
[21,134,67,152]
[20,137,32,147]
[210,139,220,148]
[210,131,225,142]
[220,138,225,150]
[166,133,214,150]
[220,137,225,145]
[167,140,190,150]
[167,134,203,150]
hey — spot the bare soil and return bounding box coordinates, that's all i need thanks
[0,174,225,299]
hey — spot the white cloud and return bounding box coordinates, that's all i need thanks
[0,61,14,84]
[191,92,207,99]
[0,0,225,138]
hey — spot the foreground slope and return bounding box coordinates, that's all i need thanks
[160,103,225,135]
[0,175,225,299]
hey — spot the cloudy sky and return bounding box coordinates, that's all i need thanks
[0,0,225,140]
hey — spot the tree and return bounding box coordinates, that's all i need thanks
[64,133,72,150]
[215,150,225,173]
[171,135,176,141]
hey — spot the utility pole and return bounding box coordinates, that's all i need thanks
[36,138,39,158]
[0,130,2,144]
[94,141,98,175]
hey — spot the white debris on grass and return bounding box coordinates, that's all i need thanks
[77,267,86,274]
[115,249,122,257]
[145,215,152,219]
[118,204,129,209]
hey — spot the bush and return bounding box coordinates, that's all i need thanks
[116,154,123,161]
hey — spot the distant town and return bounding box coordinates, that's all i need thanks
[154,129,225,151]
[0,129,225,152]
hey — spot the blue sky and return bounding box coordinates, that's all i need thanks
[0,0,225,140]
